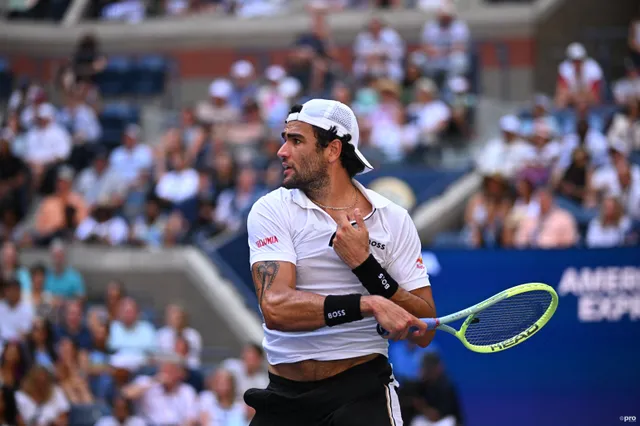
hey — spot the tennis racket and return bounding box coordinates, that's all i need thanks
[377,283,558,353]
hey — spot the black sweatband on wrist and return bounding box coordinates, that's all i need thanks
[352,254,399,299]
[324,294,363,327]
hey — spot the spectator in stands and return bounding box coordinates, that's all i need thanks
[353,16,405,83]
[0,279,35,341]
[229,60,259,111]
[197,79,240,125]
[26,317,58,372]
[407,78,451,156]
[55,338,93,404]
[129,197,169,247]
[34,167,88,245]
[75,200,130,246]
[102,280,125,323]
[87,321,113,402]
[445,75,474,139]
[3,112,28,160]
[255,65,287,128]
[157,304,202,369]
[66,33,107,92]
[1,241,30,289]
[557,118,609,174]
[178,108,207,166]
[23,264,55,319]
[222,344,268,400]
[420,2,470,83]
[613,58,640,107]
[514,186,578,248]
[199,369,250,426]
[108,297,156,360]
[553,147,591,206]
[226,101,266,158]
[520,94,560,140]
[58,89,102,172]
[109,125,153,187]
[185,195,225,244]
[607,99,640,153]
[476,115,530,179]
[95,394,146,426]
[122,356,198,426]
[555,42,604,108]
[519,121,562,187]
[20,86,49,131]
[502,174,536,248]
[629,19,640,69]
[56,300,92,351]
[155,149,201,209]
[45,240,86,301]
[586,196,633,248]
[0,341,28,391]
[75,149,128,210]
[15,365,70,426]
[24,103,72,195]
[410,353,463,426]
[215,167,265,231]
[0,131,28,220]
[463,172,511,248]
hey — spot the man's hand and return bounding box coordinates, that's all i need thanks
[362,295,427,341]
[333,208,370,269]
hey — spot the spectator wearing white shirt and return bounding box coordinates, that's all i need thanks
[199,369,250,426]
[196,79,240,126]
[58,88,102,171]
[588,154,640,221]
[520,94,560,140]
[108,298,156,361]
[353,17,405,83]
[556,118,609,174]
[157,304,202,369]
[19,86,49,131]
[520,120,562,186]
[407,78,451,148]
[109,125,153,186]
[24,103,72,194]
[420,2,470,79]
[221,344,268,401]
[95,394,147,426]
[586,196,633,248]
[156,151,201,206]
[0,278,35,341]
[476,115,530,179]
[216,168,265,231]
[613,59,640,106]
[122,357,198,426]
[555,42,604,108]
[15,366,70,426]
[75,150,128,209]
[75,200,129,246]
[229,60,259,112]
[607,100,640,153]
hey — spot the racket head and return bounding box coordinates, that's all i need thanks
[454,283,558,353]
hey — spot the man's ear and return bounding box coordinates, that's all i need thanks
[327,138,342,164]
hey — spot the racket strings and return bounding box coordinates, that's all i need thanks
[464,290,552,346]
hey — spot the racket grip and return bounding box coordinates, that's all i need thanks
[376,318,440,337]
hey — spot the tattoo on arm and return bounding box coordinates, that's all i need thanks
[253,261,280,305]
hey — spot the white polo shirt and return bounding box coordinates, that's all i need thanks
[247,180,430,365]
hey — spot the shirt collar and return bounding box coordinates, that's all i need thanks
[291,179,390,211]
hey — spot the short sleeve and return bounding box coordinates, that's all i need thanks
[53,386,71,413]
[15,391,36,423]
[387,211,430,291]
[247,196,296,267]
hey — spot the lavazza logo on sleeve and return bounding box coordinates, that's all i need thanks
[558,266,640,322]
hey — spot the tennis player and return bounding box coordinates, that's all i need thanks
[246,99,436,426]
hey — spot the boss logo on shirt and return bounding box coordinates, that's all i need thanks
[369,240,386,250]
[327,310,346,319]
[256,235,279,248]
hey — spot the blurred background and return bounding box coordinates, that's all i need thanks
[0,0,639,425]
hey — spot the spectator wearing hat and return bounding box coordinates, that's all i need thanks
[262,76,303,130]
[229,60,259,111]
[444,75,475,138]
[353,16,405,83]
[109,124,153,187]
[20,86,51,130]
[0,130,28,221]
[196,78,240,125]
[555,42,604,108]
[121,356,198,426]
[420,2,470,82]
[476,115,530,179]
[256,65,288,125]
[75,149,128,210]
[34,167,88,246]
[24,103,72,195]
[0,278,35,342]
[520,94,560,140]
[45,242,86,302]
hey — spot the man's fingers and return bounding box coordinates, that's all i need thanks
[336,211,351,229]
[354,208,366,231]
[409,317,428,336]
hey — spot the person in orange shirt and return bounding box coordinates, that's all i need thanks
[34,166,88,246]
[514,186,579,249]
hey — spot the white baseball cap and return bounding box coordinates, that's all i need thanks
[265,65,286,83]
[567,42,587,61]
[499,115,520,133]
[209,78,233,99]
[231,60,254,79]
[285,99,373,174]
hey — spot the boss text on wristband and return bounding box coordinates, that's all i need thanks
[324,294,363,327]
[351,254,399,298]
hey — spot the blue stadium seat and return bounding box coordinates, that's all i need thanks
[97,56,134,96]
[68,404,110,426]
[630,151,640,167]
[99,102,140,148]
[0,57,13,99]
[133,55,169,96]
[431,231,469,249]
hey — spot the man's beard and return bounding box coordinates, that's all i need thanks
[282,152,329,196]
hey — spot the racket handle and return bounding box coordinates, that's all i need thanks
[376,318,440,337]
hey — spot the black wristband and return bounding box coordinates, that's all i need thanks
[352,254,399,299]
[324,294,363,327]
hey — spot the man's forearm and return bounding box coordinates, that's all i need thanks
[391,288,435,318]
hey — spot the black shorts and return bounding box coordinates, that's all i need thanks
[244,355,403,426]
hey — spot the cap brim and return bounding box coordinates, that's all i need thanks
[354,147,374,175]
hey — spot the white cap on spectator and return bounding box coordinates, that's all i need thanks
[448,76,469,94]
[37,103,56,120]
[609,138,630,156]
[500,115,520,134]
[125,123,141,139]
[567,42,587,61]
[534,94,552,111]
[110,352,147,371]
[416,78,438,95]
[265,65,286,83]
[278,77,302,99]
[231,60,254,79]
[438,1,456,16]
[209,78,233,99]
[285,99,373,174]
